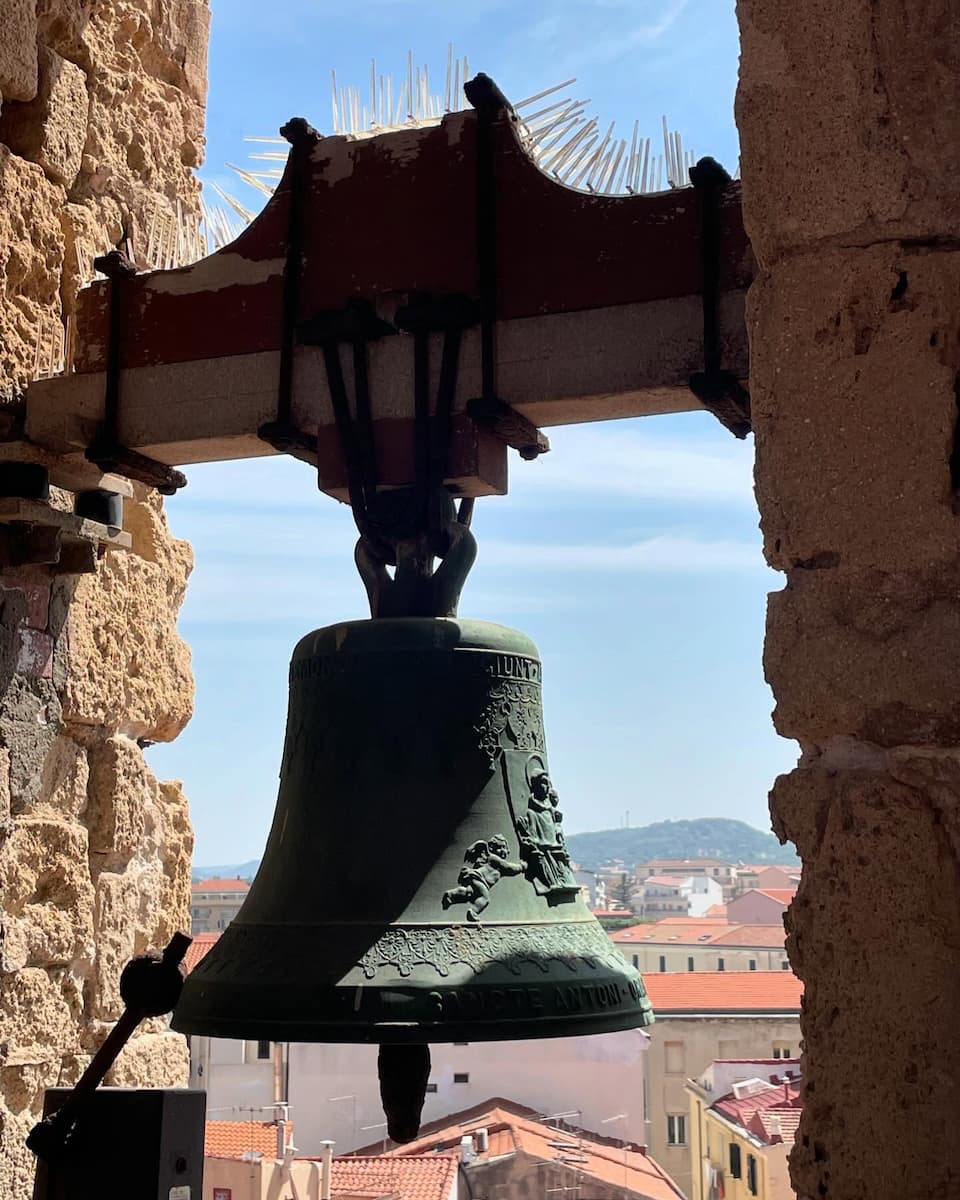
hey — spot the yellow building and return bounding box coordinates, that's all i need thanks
[686,1062,801,1200]
[641,974,802,1196]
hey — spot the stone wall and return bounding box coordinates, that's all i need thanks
[737,3,960,1198]
[0,2,207,1193]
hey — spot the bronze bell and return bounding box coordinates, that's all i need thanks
[172,617,653,1136]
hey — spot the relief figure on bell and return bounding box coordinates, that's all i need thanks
[442,835,524,922]
[515,755,579,898]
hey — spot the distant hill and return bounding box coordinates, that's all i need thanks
[194,818,796,882]
[192,859,260,883]
[565,818,797,869]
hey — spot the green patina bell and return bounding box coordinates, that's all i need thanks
[173,617,653,1135]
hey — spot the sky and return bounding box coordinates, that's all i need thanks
[145,1,799,867]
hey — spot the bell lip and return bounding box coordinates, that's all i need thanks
[170,1006,654,1043]
[291,617,540,663]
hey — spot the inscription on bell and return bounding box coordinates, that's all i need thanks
[488,654,542,683]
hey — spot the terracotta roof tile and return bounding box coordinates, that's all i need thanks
[612,922,785,948]
[192,877,250,892]
[184,931,220,972]
[714,1083,802,1146]
[205,1119,290,1159]
[613,921,730,944]
[756,889,797,904]
[642,875,691,887]
[643,971,802,1013]
[328,1154,459,1200]
[754,1108,802,1145]
[705,925,786,948]
[376,1099,682,1200]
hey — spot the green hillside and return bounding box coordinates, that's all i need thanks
[565,818,797,869]
[195,819,797,881]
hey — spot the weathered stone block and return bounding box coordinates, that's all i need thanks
[90,857,169,1020]
[1,1059,59,1115]
[0,47,88,187]
[36,0,96,66]
[0,1102,35,1200]
[152,779,193,944]
[0,0,38,103]
[0,817,94,971]
[62,498,193,741]
[0,676,62,813]
[90,869,139,1020]
[766,567,960,746]
[86,734,151,861]
[150,0,210,103]
[15,627,53,678]
[0,146,65,390]
[0,582,50,630]
[771,761,960,1200]
[737,0,960,263]
[0,968,76,1067]
[105,1030,189,1088]
[750,245,960,574]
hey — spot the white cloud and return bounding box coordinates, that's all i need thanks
[507,423,756,507]
[481,534,765,572]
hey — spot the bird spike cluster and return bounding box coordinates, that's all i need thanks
[199,47,700,253]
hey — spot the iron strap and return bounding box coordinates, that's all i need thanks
[259,117,321,457]
[85,250,187,495]
[688,156,752,440]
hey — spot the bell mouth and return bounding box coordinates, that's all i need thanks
[172,916,654,1044]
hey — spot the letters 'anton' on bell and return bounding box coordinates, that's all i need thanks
[173,618,654,1043]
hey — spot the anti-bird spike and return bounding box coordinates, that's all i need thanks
[199,55,698,259]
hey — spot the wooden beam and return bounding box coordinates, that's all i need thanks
[24,108,752,497]
[25,289,746,497]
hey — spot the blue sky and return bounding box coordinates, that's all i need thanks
[146,1,797,866]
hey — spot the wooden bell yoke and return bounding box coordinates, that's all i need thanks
[24,75,752,501]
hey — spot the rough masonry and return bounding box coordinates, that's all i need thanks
[0,1,208,1192]
[737,3,960,1197]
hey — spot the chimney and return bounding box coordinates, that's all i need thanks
[460,1135,475,1165]
[275,1117,288,1159]
[474,1127,489,1154]
[320,1139,334,1200]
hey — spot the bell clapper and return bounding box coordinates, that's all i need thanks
[377,1043,431,1144]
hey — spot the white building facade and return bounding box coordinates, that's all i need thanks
[189,1030,651,1156]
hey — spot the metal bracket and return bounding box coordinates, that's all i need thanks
[259,117,322,457]
[688,157,752,440]
[85,250,187,495]
[467,397,549,460]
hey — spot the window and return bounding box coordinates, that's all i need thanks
[666,1114,687,1146]
[749,959,757,971]
[772,1042,792,1059]
[453,1072,469,1084]
[781,960,790,970]
[747,1153,758,1195]
[632,955,639,968]
[664,1042,685,1075]
[256,1040,271,1060]
[713,868,719,875]
[425,1083,438,1093]
[687,956,695,972]
[659,955,666,972]
[717,958,725,971]
[729,1143,742,1179]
